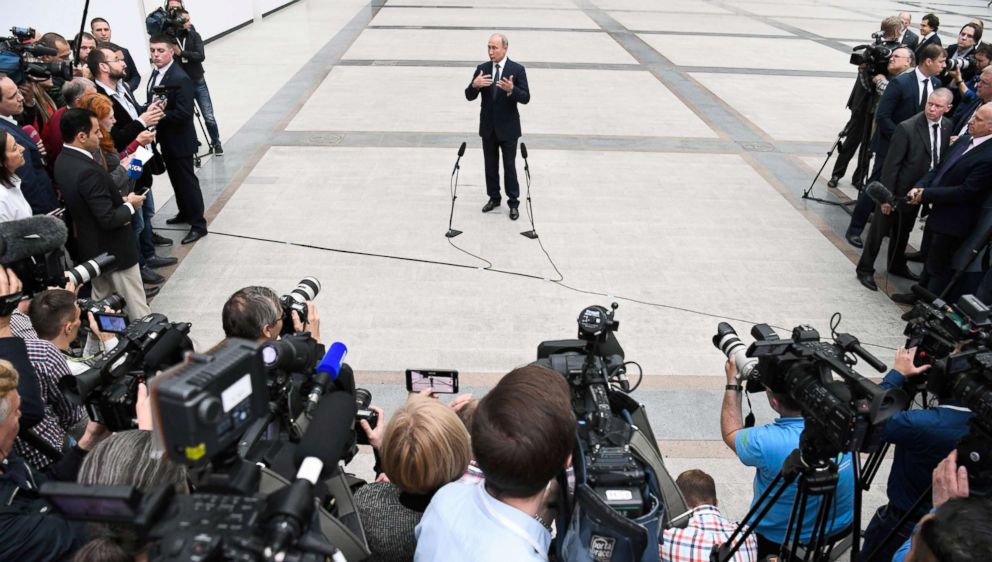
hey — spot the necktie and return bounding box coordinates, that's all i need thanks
[930,136,971,187]
[920,78,930,111]
[931,123,939,169]
[148,69,159,99]
[492,63,500,100]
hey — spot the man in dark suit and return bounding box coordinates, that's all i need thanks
[465,33,530,221]
[0,77,59,214]
[856,89,954,291]
[915,14,942,62]
[899,12,920,51]
[54,108,149,319]
[845,44,945,247]
[908,104,992,297]
[148,34,207,244]
[950,67,991,137]
[90,17,140,92]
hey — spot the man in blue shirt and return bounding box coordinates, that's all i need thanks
[415,365,575,561]
[721,359,854,558]
[861,346,972,562]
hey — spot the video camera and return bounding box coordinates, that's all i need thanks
[713,320,907,457]
[903,288,991,366]
[850,31,898,77]
[0,26,73,84]
[162,7,189,36]
[60,313,193,431]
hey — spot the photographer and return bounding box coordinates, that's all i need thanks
[415,365,574,561]
[172,9,223,155]
[944,24,982,88]
[720,359,854,557]
[221,285,321,343]
[859,347,973,562]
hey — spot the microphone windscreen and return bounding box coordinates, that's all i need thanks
[292,391,357,474]
[864,181,893,205]
[127,158,143,180]
[457,142,467,157]
[0,216,68,265]
[316,342,348,379]
[520,142,528,159]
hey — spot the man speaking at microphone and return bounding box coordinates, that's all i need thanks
[465,33,529,221]
[856,88,954,292]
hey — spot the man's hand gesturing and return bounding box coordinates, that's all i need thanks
[472,69,493,89]
[497,74,514,94]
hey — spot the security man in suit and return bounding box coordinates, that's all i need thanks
[908,104,992,297]
[465,33,530,221]
[856,88,954,291]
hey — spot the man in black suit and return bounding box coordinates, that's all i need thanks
[945,24,982,84]
[899,12,919,51]
[54,108,149,319]
[856,89,954,291]
[465,33,530,221]
[950,67,991,138]
[845,44,945,247]
[915,14,942,62]
[148,34,207,244]
[908,104,992,297]
[90,17,140,92]
[0,77,60,214]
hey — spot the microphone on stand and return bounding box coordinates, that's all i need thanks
[446,142,467,239]
[519,142,538,240]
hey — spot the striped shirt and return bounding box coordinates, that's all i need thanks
[661,505,757,562]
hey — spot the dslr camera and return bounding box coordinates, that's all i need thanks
[0,26,73,84]
[280,277,320,335]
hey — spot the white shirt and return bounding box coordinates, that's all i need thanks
[914,67,933,106]
[920,31,936,42]
[0,175,33,222]
[149,61,173,92]
[0,114,16,127]
[965,133,992,154]
[492,55,507,79]
[96,79,141,122]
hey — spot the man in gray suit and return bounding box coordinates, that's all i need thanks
[857,88,954,291]
[900,12,920,51]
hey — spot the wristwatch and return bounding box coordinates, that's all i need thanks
[725,384,743,392]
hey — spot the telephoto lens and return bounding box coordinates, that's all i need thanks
[712,322,759,386]
[287,277,321,304]
[65,253,115,286]
[280,277,321,335]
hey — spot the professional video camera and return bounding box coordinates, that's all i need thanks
[42,338,371,561]
[0,26,73,84]
[60,313,192,431]
[850,31,898,76]
[146,7,188,37]
[903,289,991,365]
[280,277,320,335]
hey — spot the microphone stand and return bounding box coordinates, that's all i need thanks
[520,148,538,240]
[446,145,465,239]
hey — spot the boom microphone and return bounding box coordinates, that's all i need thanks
[293,391,357,480]
[520,142,528,159]
[0,216,68,265]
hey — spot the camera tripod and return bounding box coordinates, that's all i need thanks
[192,98,216,168]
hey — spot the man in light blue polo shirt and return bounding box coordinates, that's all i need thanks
[721,359,854,558]
[415,365,575,561]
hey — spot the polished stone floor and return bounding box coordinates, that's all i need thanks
[144,0,991,520]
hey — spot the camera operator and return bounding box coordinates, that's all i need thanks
[89,18,140,93]
[0,358,111,561]
[0,75,60,214]
[221,285,321,343]
[415,365,573,561]
[891,451,992,562]
[720,359,854,557]
[171,9,223,155]
[915,15,942,62]
[35,32,72,109]
[828,16,903,193]
[859,346,973,562]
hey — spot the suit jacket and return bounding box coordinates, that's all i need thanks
[901,28,920,51]
[97,80,148,153]
[881,112,952,201]
[149,63,198,157]
[54,148,138,270]
[465,59,530,141]
[871,71,940,156]
[952,98,984,136]
[914,33,942,61]
[920,136,992,238]
[0,118,59,214]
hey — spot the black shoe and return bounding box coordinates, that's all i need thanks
[891,292,918,305]
[165,215,188,225]
[846,233,864,248]
[181,229,207,245]
[146,255,178,269]
[905,251,924,263]
[827,176,840,188]
[151,232,173,246]
[141,266,165,285]
[857,273,878,291]
[482,200,500,213]
[889,267,920,282]
[509,208,519,220]
[213,143,223,156]
[144,285,161,299]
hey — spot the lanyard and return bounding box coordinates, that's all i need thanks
[477,485,545,556]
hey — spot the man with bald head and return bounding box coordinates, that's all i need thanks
[465,33,530,221]
[899,12,919,50]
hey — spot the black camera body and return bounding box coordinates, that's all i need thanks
[279,278,320,336]
[161,8,188,37]
[354,388,378,446]
[850,32,898,77]
[0,26,73,84]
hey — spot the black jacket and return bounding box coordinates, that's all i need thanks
[901,28,920,51]
[0,119,59,214]
[0,337,44,431]
[149,63,198,157]
[871,71,940,157]
[121,47,141,93]
[914,33,942,61]
[176,28,206,82]
[881,112,952,199]
[920,135,992,237]
[54,148,139,270]
[465,59,530,141]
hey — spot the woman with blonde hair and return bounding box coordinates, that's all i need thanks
[355,394,472,562]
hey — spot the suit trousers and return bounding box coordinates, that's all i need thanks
[164,154,207,233]
[856,205,920,275]
[831,110,869,183]
[91,265,151,320]
[924,230,966,297]
[482,133,520,208]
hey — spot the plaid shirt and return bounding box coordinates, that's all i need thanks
[661,505,757,562]
[9,310,37,339]
[13,338,85,469]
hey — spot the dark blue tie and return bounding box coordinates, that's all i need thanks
[929,134,971,187]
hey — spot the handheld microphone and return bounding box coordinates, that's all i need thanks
[304,342,348,417]
[452,141,467,176]
[520,142,528,159]
[22,125,45,166]
[127,158,144,194]
[0,216,68,265]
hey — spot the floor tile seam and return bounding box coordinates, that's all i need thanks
[702,0,859,55]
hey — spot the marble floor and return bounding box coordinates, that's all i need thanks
[144,0,991,520]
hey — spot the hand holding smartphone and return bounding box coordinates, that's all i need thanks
[405,369,459,394]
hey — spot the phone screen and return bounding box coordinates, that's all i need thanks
[96,313,128,334]
[405,370,459,393]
